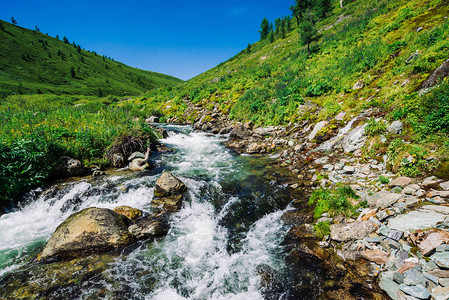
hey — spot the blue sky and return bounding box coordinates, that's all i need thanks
[0,0,294,80]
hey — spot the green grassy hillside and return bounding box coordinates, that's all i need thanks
[129,0,448,124]
[121,0,449,176]
[0,20,182,97]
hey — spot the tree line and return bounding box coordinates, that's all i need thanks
[257,0,332,55]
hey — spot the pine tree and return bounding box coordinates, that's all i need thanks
[246,43,252,53]
[11,17,17,25]
[0,21,4,31]
[77,45,81,53]
[269,31,274,43]
[299,12,317,56]
[63,36,69,44]
[259,18,270,39]
[56,35,59,40]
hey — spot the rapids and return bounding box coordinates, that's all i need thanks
[0,125,300,299]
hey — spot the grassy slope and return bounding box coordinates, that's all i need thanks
[0,20,182,97]
[122,0,449,176]
[128,0,448,125]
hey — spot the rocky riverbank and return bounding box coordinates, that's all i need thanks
[167,102,449,299]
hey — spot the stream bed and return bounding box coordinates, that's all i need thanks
[0,125,321,299]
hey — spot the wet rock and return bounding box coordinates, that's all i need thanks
[151,194,184,212]
[113,206,143,220]
[390,177,412,187]
[155,127,169,138]
[366,191,402,209]
[39,207,134,261]
[307,121,328,141]
[129,158,151,171]
[154,172,187,197]
[92,170,106,177]
[341,125,367,153]
[128,213,169,240]
[281,210,312,225]
[330,221,376,242]
[60,156,85,176]
[388,121,403,134]
[360,249,389,264]
[257,264,285,300]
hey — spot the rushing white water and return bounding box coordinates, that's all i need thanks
[315,116,360,152]
[0,126,291,299]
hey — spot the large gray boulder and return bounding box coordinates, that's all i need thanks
[341,125,367,153]
[39,207,134,261]
[330,221,376,242]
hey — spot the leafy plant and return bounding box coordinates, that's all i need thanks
[308,185,360,219]
[365,118,387,136]
[314,221,330,239]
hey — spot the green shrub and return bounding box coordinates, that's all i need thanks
[365,118,387,136]
[378,175,390,184]
[314,221,331,239]
[308,185,360,219]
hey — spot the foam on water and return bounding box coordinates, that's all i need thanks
[0,125,289,299]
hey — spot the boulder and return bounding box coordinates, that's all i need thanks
[128,152,145,162]
[341,125,367,153]
[39,207,134,261]
[113,206,143,220]
[388,121,403,134]
[229,122,253,139]
[154,172,187,197]
[151,195,184,211]
[330,221,376,242]
[60,156,84,176]
[390,177,412,187]
[431,251,449,269]
[307,121,328,142]
[128,213,169,240]
[399,284,431,299]
[129,158,150,171]
[366,191,402,209]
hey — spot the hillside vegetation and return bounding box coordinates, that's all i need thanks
[123,0,449,175]
[0,20,182,97]
[2,0,449,205]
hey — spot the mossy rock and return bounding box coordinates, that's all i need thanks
[39,207,134,261]
[113,206,143,220]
